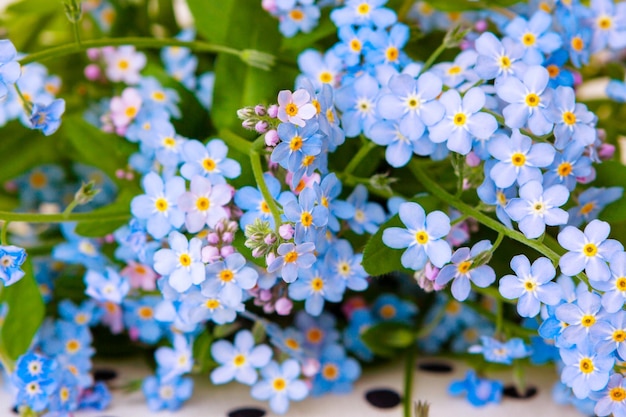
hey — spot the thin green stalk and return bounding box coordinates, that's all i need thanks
[14,85,32,114]
[72,21,82,47]
[220,130,255,155]
[450,214,468,226]
[491,232,504,253]
[19,37,247,66]
[63,200,80,218]
[0,210,129,224]
[249,150,282,232]
[1,221,9,246]
[420,43,447,74]
[403,347,416,417]
[397,0,415,21]
[337,173,398,199]
[343,140,376,175]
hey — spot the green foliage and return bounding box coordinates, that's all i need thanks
[0,259,45,364]
[361,322,416,358]
[594,161,626,223]
[423,0,522,12]
[192,330,216,374]
[74,188,133,237]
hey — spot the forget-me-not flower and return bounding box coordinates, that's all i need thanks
[251,359,309,415]
[153,231,206,293]
[210,329,272,385]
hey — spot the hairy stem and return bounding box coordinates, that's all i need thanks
[249,150,282,232]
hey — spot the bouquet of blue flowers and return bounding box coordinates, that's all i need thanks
[1,0,626,416]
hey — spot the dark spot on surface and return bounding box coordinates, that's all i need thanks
[417,361,453,373]
[11,405,18,414]
[365,388,401,409]
[227,407,266,417]
[503,385,537,399]
[94,368,118,381]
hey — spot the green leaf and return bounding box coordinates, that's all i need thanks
[0,259,45,363]
[192,330,216,374]
[361,196,439,276]
[185,0,236,44]
[423,0,521,12]
[593,161,626,222]
[60,115,138,187]
[212,322,242,339]
[361,322,416,358]
[74,188,133,237]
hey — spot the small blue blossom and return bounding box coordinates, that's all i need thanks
[153,231,206,293]
[210,329,272,385]
[589,0,626,52]
[0,39,20,99]
[543,143,592,191]
[0,244,27,286]
[11,352,57,412]
[449,370,503,406]
[311,344,361,396]
[123,296,163,344]
[547,86,597,149]
[332,25,370,68]
[544,49,575,88]
[284,187,329,243]
[250,359,309,415]
[468,336,531,364]
[368,119,435,167]
[235,173,282,230]
[590,310,626,360]
[335,73,381,138]
[278,4,321,38]
[288,264,344,316]
[560,338,614,399]
[594,251,626,313]
[505,11,562,64]
[555,290,603,346]
[180,139,241,182]
[590,373,626,417]
[84,267,129,303]
[314,173,355,232]
[324,239,368,291]
[178,175,232,232]
[346,185,385,234]
[383,202,452,270]
[567,186,623,227]
[142,374,193,411]
[297,49,342,89]
[30,99,66,136]
[432,50,478,88]
[372,293,417,322]
[330,0,397,28]
[155,334,193,382]
[58,299,102,327]
[474,32,526,80]
[272,121,323,172]
[268,242,317,283]
[343,308,375,361]
[203,252,258,307]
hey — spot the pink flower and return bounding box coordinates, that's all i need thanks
[277,89,316,127]
[121,261,158,291]
[110,87,142,129]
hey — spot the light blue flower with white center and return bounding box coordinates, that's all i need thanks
[235,173,282,230]
[332,25,371,68]
[251,359,309,415]
[560,338,614,399]
[499,255,562,318]
[487,130,555,188]
[558,219,624,282]
[0,39,20,99]
[311,343,361,396]
[58,299,102,327]
[448,370,503,407]
[372,293,417,322]
[138,76,180,117]
[130,172,185,239]
[435,240,496,301]
[369,116,427,164]
[543,143,592,191]
[555,290,604,346]
[432,50,478,88]
[330,0,396,28]
[474,32,526,80]
[180,285,240,325]
[153,231,205,293]
[290,262,345,316]
[272,121,323,172]
[0,244,27,286]
[495,65,553,135]
[590,373,626,417]
[589,0,626,52]
[590,310,626,360]
[14,351,56,383]
[177,175,232,232]
[278,5,321,38]
[505,11,562,64]
[155,334,193,382]
[53,222,107,270]
[314,173,355,232]
[593,252,626,313]
[142,374,193,412]
[567,186,623,228]
[468,336,531,364]
[547,86,597,149]
[377,72,445,136]
[180,139,241,182]
[346,184,385,235]
[335,73,380,138]
[476,160,517,229]
[30,99,66,136]
[203,253,258,307]
[84,267,129,304]
[284,187,328,243]
[324,239,368,291]
[506,180,569,239]
[297,49,342,89]
[428,87,497,155]
[365,23,410,68]
[210,329,272,386]
[382,202,452,271]
[268,242,317,283]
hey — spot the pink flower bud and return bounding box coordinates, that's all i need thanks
[267,104,279,118]
[104,234,115,244]
[265,129,279,147]
[252,247,265,258]
[242,119,255,130]
[207,232,220,245]
[573,71,583,86]
[202,245,220,263]
[275,297,293,315]
[255,104,267,116]
[301,358,320,377]
[341,296,368,320]
[220,245,235,257]
[263,233,276,246]
[84,64,101,81]
[577,167,596,184]
[263,303,275,314]
[222,232,234,244]
[474,20,488,32]
[115,169,126,179]
[598,143,616,160]
[259,289,273,302]
[255,120,269,134]
[125,172,134,180]
[465,151,481,167]
[279,224,294,240]
[86,48,101,60]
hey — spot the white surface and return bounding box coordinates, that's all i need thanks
[1,357,586,416]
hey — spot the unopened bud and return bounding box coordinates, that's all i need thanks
[265,129,279,147]
[279,224,294,240]
[74,181,100,205]
[64,0,82,23]
[275,297,293,315]
[267,104,279,118]
[254,105,267,116]
[255,120,269,134]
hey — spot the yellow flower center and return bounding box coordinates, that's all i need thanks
[598,15,613,30]
[557,162,573,177]
[447,65,462,75]
[30,172,48,188]
[301,211,313,227]
[66,340,81,354]
[205,299,220,309]
[610,387,626,402]
[350,39,362,52]
[260,200,271,214]
[284,251,299,263]
[285,337,300,350]
[511,153,526,167]
[138,306,154,319]
[289,9,304,21]
[272,377,287,391]
[285,103,299,117]
[579,202,595,215]
[570,36,584,52]
[179,254,192,267]
[499,55,511,69]
[579,358,594,374]
[613,329,626,342]
[379,304,396,319]
[386,46,399,62]
[522,32,536,47]
[307,328,323,344]
[60,387,70,402]
[322,363,339,380]
[616,277,626,292]
[311,277,324,291]
[581,314,596,327]
[525,93,540,107]
[233,354,246,367]
[319,71,333,84]
[562,111,576,125]
[290,136,303,151]
[357,2,370,15]
[152,91,166,101]
[415,231,429,245]
[583,243,598,257]
[547,64,560,78]
[303,155,315,167]
[117,59,129,70]
[219,269,234,282]
[524,279,536,291]
[125,106,138,118]
[457,260,472,274]
[453,113,466,126]
[202,158,216,172]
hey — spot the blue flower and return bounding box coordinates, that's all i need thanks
[547,86,597,149]
[432,49,478,88]
[372,293,417,322]
[607,79,626,102]
[504,11,562,64]
[332,25,370,68]
[311,344,361,396]
[210,329,272,385]
[499,255,562,317]
[590,309,626,360]
[203,252,258,307]
[234,173,282,230]
[343,308,375,361]
[178,175,232,232]
[435,240,496,301]
[468,336,531,364]
[180,139,241,182]
[78,381,111,411]
[294,311,340,353]
[330,0,397,28]
[429,87,498,155]
[250,359,309,415]
[589,0,626,52]
[368,118,435,167]
[324,239,368,291]
[506,180,570,239]
[11,353,57,412]
[52,223,107,270]
[30,99,66,136]
[142,374,193,411]
[14,351,56,383]
[284,187,328,243]
[560,338,614,399]
[365,24,410,67]
[449,370,503,406]
[155,334,193,382]
[590,373,626,417]
[474,32,526,80]
[297,49,342,90]
[278,5,321,38]
[544,49,575,88]
[555,290,603,346]
[84,267,129,303]
[346,184,385,234]
[0,39,20,99]
[181,286,240,325]
[487,129,555,188]
[272,121,322,172]
[476,160,517,228]
[0,244,27,286]
[58,299,102,327]
[314,173,354,232]
[558,220,624,282]
[47,369,79,414]
[268,242,317,283]
[383,202,452,270]
[288,263,344,316]
[130,172,185,239]
[594,251,626,313]
[123,296,163,344]
[153,231,206,293]
[567,186,623,227]
[495,65,553,135]
[335,73,381,138]
[543,143,592,191]
[138,76,180,117]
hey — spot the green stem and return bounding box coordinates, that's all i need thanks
[403,347,416,417]
[19,37,247,66]
[1,221,9,246]
[397,0,415,21]
[14,85,32,114]
[491,232,504,253]
[0,210,129,224]
[343,140,376,175]
[63,200,80,218]
[220,129,255,155]
[72,21,82,47]
[337,173,398,199]
[420,43,447,74]
[249,150,282,232]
